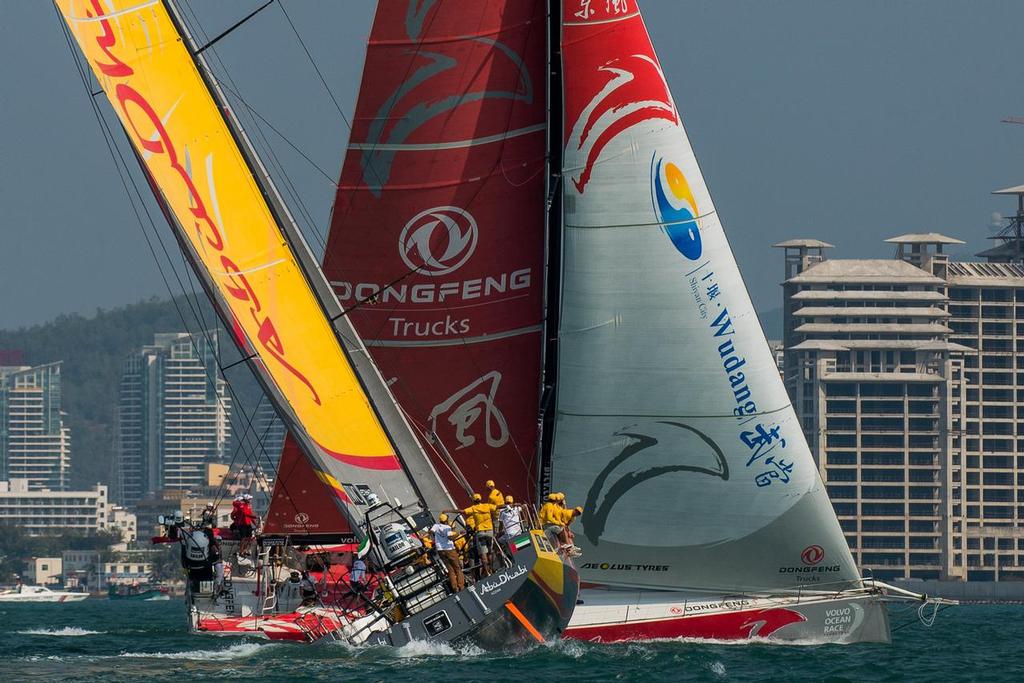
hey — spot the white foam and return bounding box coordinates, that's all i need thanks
[710,661,727,676]
[119,642,269,660]
[18,627,104,637]
[541,638,588,658]
[394,640,458,658]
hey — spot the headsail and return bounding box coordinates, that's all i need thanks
[323,0,549,503]
[57,0,454,533]
[551,1,861,593]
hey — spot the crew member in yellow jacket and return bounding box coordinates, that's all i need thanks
[485,480,504,507]
[448,494,498,578]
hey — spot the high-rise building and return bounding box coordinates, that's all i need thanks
[0,362,71,491]
[115,332,230,507]
[778,199,1024,581]
[252,400,286,474]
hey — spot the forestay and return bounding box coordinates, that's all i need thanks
[57,0,453,533]
[550,0,861,593]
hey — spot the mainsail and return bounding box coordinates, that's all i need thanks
[321,0,549,504]
[56,0,454,533]
[549,0,861,593]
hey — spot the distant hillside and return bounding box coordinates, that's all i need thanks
[0,297,262,490]
[1,297,787,491]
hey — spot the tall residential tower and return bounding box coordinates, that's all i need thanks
[0,362,71,491]
[115,332,230,507]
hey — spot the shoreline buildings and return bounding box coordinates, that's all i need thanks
[779,189,1024,581]
[115,332,231,507]
[0,361,71,491]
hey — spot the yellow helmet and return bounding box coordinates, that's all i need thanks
[472,493,482,502]
[439,513,449,523]
[505,495,514,504]
[556,492,566,501]
[547,493,558,502]
[485,479,495,488]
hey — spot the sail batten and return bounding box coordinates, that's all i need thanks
[551,0,860,594]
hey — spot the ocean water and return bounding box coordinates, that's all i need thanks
[0,600,1020,682]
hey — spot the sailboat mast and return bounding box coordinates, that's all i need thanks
[537,0,564,502]
[159,0,454,516]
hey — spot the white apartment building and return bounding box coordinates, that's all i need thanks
[0,479,108,534]
[0,362,71,491]
[779,215,1024,581]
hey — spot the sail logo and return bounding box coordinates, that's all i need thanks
[801,545,825,566]
[399,206,478,276]
[359,43,533,195]
[568,54,678,193]
[582,421,728,544]
[428,371,509,450]
[652,158,702,260]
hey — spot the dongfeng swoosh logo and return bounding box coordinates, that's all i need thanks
[359,39,533,195]
[583,421,728,544]
[399,206,478,276]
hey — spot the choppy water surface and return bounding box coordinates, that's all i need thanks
[0,600,1019,681]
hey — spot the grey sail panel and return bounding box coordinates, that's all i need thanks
[550,1,861,593]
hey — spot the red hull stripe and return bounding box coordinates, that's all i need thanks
[564,607,807,642]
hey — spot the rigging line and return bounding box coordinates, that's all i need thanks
[195,0,276,55]
[277,0,352,131]
[170,6,396,531]
[94,93,279,508]
[322,2,443,239]
[61,5,280,518]
[180,2,332,255]
[212,78,337,186]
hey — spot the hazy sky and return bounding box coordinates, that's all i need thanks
[3,1,1024,329]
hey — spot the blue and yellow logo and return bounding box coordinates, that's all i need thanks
[652,157,702,260]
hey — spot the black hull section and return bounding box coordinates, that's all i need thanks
[367,531,578,649]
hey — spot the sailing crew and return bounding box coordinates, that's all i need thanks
[431,513,466,592]
[539,493,576,552]
[485,480,504,507]
[559,499,584,557]
[229,494,244,533]
[201,502,217,527]
[299,570,318,607]
[203,519,225,597]
[449,494,498,578]
[349,554,367,595]
[180,522,213,593]
[237,493,258,558]
[497,495,524,542]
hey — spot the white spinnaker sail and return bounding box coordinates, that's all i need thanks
[550,1,860,593]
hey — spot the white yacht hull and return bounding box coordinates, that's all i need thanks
[565,588,890,644]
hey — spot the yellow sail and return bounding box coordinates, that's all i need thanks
[55,0,428,515]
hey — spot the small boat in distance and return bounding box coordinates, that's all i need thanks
[0,585,88,603]
[108,584,170,601]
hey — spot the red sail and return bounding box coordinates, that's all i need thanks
[264,435,353,537]
[319,0,548,504]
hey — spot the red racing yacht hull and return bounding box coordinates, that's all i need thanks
[564,589,891,644]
